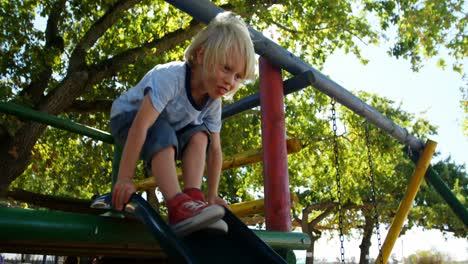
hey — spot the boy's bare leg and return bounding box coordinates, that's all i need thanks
[181,132,208,189]
[151,146,181,200]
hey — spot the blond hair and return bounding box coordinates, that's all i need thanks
[184,12,256,99]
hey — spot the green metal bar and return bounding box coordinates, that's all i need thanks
[112,144,123,188]
[407,149,468,227]
[0,101,114,144]
[0,207,310,252]
[424,166,468,226]
[254,230,310,250]
[1,207,163,257]
[0,206,154,245]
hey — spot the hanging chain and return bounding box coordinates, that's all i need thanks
[364,122,383,264]
[331,98,345,264]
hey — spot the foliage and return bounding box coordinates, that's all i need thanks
[409,157,468,238]
[405,250,452,264]
[10,126,113,199]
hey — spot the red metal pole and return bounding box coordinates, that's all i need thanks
[259,56,291,232]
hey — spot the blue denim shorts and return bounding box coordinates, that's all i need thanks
[110,111,210,168]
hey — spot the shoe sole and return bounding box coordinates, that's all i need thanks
[172,205,225,236]
[202,219,228,234]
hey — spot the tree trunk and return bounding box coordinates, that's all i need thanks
[0,121,47,196]
[359,214,374,264]
[305,240,315,264]
[146,187,160,210]
[306,229,322,264]
[0,71,89,197]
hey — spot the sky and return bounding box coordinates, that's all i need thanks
[294,42,467,263]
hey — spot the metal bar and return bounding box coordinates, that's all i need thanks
[0,206,158,246]
[165,0,424,151]
[133,138,302,191]
[259,57,291,232]
[0,101,114,144]
[424,167,468,226]
[0,240,167,258]
[407,149,468,226]
[254,230,310,250]
[230,199,264,217]
[0,206,310,252]
[222,71,315,119]
[112,144,123,187]
[376,140,437,264]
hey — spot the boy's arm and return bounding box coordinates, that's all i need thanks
[112,94,159,210]
[206,132,228,207]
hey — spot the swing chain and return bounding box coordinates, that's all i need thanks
[364,122,383,264]
[331,98,345,264]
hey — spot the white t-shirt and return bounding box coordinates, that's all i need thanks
[110,61,222,133]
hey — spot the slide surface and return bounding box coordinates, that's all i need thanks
[91,193,286,264]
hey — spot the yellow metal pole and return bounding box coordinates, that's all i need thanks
[230,193,299,217]
[376,140,437,264]
[230,199,265,217]
[134,138,302,191]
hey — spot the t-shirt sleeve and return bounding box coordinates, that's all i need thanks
[138,66,178,113]
[204,99,222,133]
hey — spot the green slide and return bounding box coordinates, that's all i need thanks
[91,193,287,264]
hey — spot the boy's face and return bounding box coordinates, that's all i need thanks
[198,48,245,99]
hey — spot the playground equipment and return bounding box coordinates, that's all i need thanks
[1,0,467,263]
[90,193,288,263]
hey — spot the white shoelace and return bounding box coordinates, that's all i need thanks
[183,200,206,211]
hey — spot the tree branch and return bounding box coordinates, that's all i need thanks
[87,20,204,85]
[20,0,66,104]
[6,189,102,214]
[66,100,114,113]
[309,207,334,227]
[77,0,141,51]
[69,0,141,72]
[39,71,89,115]
[85,0,268,86]
[264,17,302,34]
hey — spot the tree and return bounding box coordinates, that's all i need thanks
[405,250,452,264]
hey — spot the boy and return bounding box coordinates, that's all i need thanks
[110,12,256,236]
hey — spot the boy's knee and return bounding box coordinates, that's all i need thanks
[189,131,209,147]
[153,145,176,158]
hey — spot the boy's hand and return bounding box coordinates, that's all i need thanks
[112,178,136,211]
[208,195,229,209]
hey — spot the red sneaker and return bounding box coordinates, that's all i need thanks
[183,188,228,234]
[167,193,224,236]
[183,188,206,203]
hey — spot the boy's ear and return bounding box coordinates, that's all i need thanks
[195,46,205,65]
